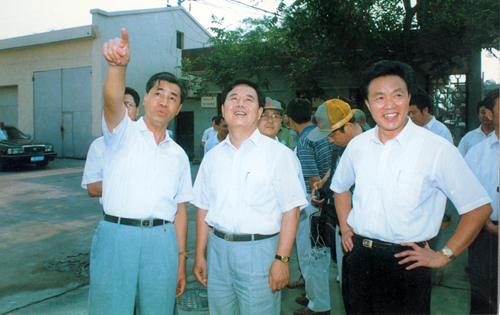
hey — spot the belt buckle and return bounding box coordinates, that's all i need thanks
[224,233,233,241]
[141,219,153,227]
[362,239,373,249]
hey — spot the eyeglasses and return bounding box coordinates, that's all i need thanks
[260,114,282,122]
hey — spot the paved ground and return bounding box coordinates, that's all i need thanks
[0,158,472,314]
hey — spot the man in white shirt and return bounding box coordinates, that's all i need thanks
[331,60,492,314]
[89,28,193,315]
[408,92,453,144]
[201,116,219,149]
[192,79,308,315]
[81,86,140,201]
[464,89,499,315]
[458,100,495,156]
[204,115,228,154]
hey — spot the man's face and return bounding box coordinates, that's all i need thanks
[218,119,229,139]
[327,125,351,147]
[408,105,427,127]
[143,80,182,128]
[490,98,499,132]
[258,109,282,139]
[124,94,139,121]
[365,75,410,141]
[478,106,494,127]
[221,84,263,131]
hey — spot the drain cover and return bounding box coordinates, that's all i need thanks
[176,288,209,311]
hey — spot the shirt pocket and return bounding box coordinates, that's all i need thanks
[242,171,270,206]
[393,173,423,208]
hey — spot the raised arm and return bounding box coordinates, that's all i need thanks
[102,28,130,132]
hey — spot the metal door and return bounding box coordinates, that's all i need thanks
[34,67,92,158]
[34,70,63,155]
[62,67,92,158]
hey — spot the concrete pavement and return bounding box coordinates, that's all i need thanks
[0,158,472,314]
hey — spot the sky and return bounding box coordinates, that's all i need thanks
[0,0,498,82]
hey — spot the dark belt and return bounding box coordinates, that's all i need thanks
[104,214,170,227]
[213,228,278,242]
[352,234,426,251]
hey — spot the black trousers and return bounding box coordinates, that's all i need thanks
[468,227,498,315]
[342,235,431,315]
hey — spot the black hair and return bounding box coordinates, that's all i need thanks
[214,115,225,126]
[221,79,266,108]
[361,60,414,101]
[410,92,433,114]
[483,89,499,113]
[125,87,140,107]
[476,100,485,114]
[211,116,218,122]
[145,72,187,104]
[276,99,286,111]
[286,99,312,124]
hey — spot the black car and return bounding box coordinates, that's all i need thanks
[0,123,57,169]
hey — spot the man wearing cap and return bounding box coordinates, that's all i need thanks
[330,60,492,314]
[308,100,369,285]
[287,99,335,315]
[192,79,308,315]
[258,97,287,143]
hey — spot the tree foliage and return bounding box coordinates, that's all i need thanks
[180,0,499,98]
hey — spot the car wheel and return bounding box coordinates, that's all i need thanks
[36,160,49,168]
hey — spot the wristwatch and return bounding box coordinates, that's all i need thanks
[275,254,289,263]
[441,245,456,260]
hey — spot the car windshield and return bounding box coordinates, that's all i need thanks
[1,126,29,141]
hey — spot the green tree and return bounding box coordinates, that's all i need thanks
[181,0,499,98]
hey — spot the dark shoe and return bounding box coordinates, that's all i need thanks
[293,306,331,315]
[295,296,309,306]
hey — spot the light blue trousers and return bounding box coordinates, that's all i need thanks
[296,204,331,312]
[207,230,280,315]
[89,220,178,315]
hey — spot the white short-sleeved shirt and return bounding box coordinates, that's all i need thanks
[458,126,493,156]
[202,127,218,143]
[102,113,193,222]
[330,118,491,243]
[81,136,106,204]
[465,133,499,221]
[204,135,221,154]
[193,128,308,234]
[424,116,453,144]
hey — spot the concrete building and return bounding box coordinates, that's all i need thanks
[0,6,214,160]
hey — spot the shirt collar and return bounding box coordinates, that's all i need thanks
[477,125,495,137]
[489,132,499,147]
[424,116,437,130]
[223,127,261,149]
[298,124,317,141]
[136,117,172,143]
[371,117,413,149]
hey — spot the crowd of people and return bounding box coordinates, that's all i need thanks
[81,28,498,315]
